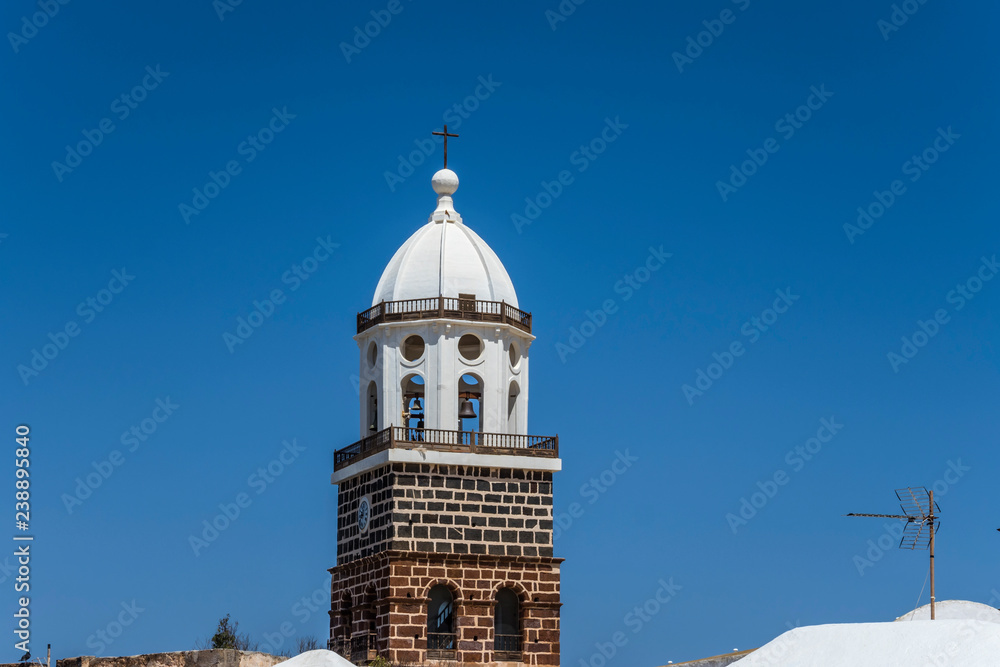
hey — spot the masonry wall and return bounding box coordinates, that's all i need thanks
[57,650,285,667]
[329,551,561,666]
[337,464,554,565]
[337,465,396,563]
[329,556,392,640]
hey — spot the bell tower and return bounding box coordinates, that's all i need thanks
[328,166,562,667]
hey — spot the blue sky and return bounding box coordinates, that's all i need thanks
[2,0,999,664]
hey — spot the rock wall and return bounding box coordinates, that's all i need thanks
[57,649,286,667]
[666,650,755,667]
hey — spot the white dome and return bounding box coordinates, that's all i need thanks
[372,170,518,307]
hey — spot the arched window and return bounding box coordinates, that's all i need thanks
[494,588,521,658]
[353,585,378,663]
[427,585,456,657]
[507,381,520,434]
[332,592,352,657]
[366,381,378,433]
[401,374,425,440]
[458,373,482,434]
[362,585,377,634]
[340,592,353,634]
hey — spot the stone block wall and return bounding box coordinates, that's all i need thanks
[337,465,396,563]
[329,556,392,639]
[329,551,561,666]
[337,464,554,565]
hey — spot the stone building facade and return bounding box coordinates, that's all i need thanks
[328,167,562,666]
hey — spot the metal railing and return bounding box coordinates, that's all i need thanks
[350,632,378,663]
[494,633,522,658]
[327,637,349,658]
[357,297,531,334]
[334,426,559,471]
[335,428,394,470]
[427,632,456,659]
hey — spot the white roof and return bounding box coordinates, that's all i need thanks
[732,619,1000,667]
[273,650,354,667]
[895,599,1000,623]
[372,169,518,307]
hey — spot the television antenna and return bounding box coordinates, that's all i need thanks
[846,486,940,619]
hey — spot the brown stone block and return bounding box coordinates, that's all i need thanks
[532,608,558,618]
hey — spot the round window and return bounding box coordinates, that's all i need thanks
[509,341,520,367]
[401,335,425,361]
[458,334,483,361]
[367,342,378,368]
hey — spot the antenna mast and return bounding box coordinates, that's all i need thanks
[847,486,940,619]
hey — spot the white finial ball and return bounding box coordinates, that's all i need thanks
[432,168,459,196]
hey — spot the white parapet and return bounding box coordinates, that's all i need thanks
[331,448,561,485]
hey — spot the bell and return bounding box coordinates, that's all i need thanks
[458,398,477,419]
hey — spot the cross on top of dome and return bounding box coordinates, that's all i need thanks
[432,125,459,169]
